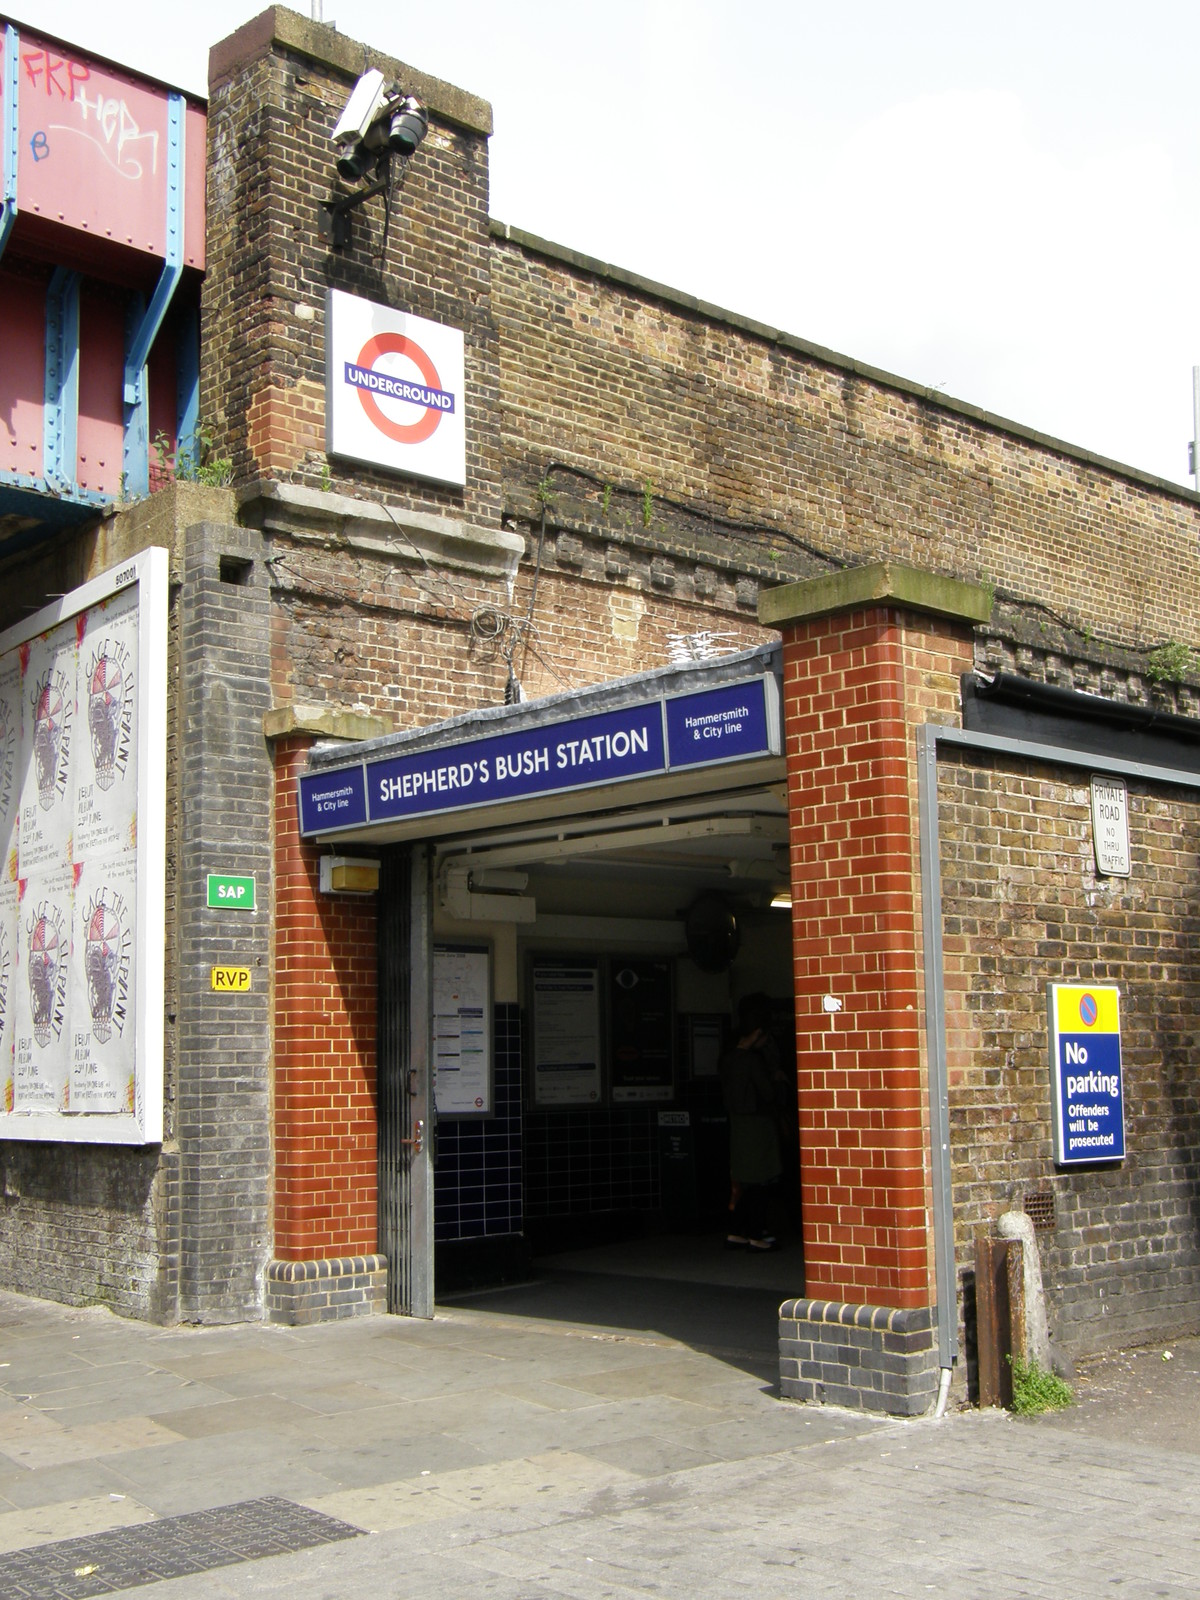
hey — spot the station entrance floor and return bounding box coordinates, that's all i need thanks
[437,1231,804,1385]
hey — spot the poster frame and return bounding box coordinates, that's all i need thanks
[432,941,493,1119]
[0,548,167,1146]
[529,956,604,1109]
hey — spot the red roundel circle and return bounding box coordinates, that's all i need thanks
[354,334,445,444]
[1079,993,1098,1027]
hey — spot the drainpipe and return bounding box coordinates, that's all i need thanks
[917,724,958,1410]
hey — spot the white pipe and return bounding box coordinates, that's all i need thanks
[933,1365,952,1419]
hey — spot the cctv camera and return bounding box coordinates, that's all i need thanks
[387,95,428,155]
[331,69,389,149]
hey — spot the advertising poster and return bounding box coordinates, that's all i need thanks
[610,960,674,1103]
[13,867,73,1111]
[433,944,491,1116]
[0,547,167,1145]
[18,619,77,876]
[70,856,136,1113]
[0,652,21,884]
[532,963,602,1107]
[75,588,138,862]
[0,883,15,1114]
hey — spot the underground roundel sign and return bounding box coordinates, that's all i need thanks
[326,289,466,487]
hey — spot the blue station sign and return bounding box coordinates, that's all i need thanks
[299,673,780,839]
[1048,983,1126,1164]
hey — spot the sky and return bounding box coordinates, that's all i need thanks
[13,0,1200,488]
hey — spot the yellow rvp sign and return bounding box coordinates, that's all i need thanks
[211,966,252,993]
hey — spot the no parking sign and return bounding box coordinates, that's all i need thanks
[326,289,466,487]
[1048,983,1125,1164]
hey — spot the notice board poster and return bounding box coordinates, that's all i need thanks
[433,944,491,1116]
[532,963,601,1107]
[610,960,674,1104]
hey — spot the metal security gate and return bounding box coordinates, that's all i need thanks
[377,843,434,1315]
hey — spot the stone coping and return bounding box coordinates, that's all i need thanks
[760,561,993,629]
[267,1254,386,1283]
[210,7,493,135]
[264,704,391,743]
[779,1297,935,1335]
[241,480,524,580]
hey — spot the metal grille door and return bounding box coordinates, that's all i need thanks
[377,844,434,1315]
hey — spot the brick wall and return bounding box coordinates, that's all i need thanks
[273,737,379,1259]
[938,755,1200,1354]
[782,603,974,1310]
[491,231,1200,665]
[175,520,274,1321]
[204,11,500,528]
[268,541,770,727]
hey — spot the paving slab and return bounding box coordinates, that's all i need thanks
[0,1289,1198,1599]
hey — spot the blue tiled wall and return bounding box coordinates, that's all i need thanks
[434,1002,522,1242]
[523,1106,660,1217]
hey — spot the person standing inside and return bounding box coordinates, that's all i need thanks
[719,993,785,1250]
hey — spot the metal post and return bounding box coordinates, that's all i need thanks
[1193,367,1200,493]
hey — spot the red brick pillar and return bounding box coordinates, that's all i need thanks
[761,564,989,1412]
[267,720,387,1321]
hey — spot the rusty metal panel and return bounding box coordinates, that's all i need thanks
[10,31,204,268]
[974,1231,1015,1409]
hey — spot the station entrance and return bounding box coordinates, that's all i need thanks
[422,768,801,1372]
[301,645,805,1352]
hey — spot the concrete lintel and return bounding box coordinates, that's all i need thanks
[264,703,390,743]
[244,480,524,578]
[209,7,493,136]
[759,562,993,630]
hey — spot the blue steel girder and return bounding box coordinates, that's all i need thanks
[176,304,201,471]
[123,90,185,495]
[44,267,82,494]
[0,25,18,262]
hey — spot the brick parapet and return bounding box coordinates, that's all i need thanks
[491,231,1200,666]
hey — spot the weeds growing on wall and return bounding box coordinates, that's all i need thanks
[152,426,234,489]
[1009,1356,1073,1415]
[1145,641,1196,683]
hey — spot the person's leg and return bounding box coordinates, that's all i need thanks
[738,1183,776,1248]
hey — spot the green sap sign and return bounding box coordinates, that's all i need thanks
[207,873,257,911]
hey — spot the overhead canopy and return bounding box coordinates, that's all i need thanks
[301,644,791,909]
